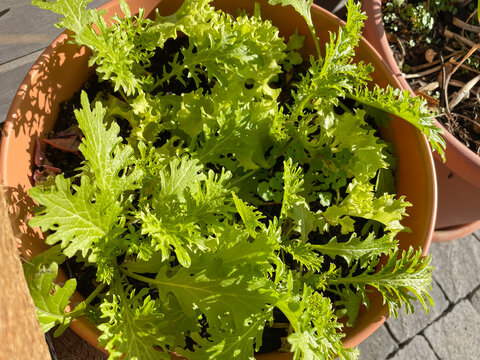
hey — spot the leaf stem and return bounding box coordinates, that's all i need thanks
[83,282,107,306]
[230,169,260,187]
[151,72,177,91]
[337,100,353,114]
[120,266,156,284]
[309,25,322,60]
[119,89,129,103]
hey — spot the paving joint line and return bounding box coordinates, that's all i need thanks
[383,322,399,342]
[382,322,400,359]
[466,283,480,315]
[473,231,480,242]
[380,278,479,359]
[431,274,452,305]
[419,332,442,360]
[384,321,441,359]
[384,333,441,360]
[414,282,480,333]
[0,48,46,74]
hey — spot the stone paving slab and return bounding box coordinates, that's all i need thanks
[471,287,480,315]
[0,0,62,65]
[390,336,439,360]
[424,300,480,360]
[428,234,480,303]
[357,235,480,360]
[386,280,449,344]
[0,60,39,123]
[0,0,110,123]
[358,325,398,360]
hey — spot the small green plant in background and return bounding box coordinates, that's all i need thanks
[24,0,444,359]
[383,0,458,47]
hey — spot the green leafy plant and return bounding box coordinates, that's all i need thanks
[24,0,444,359]
[383,0,436,47]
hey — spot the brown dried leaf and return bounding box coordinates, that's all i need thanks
[35,138,47,167]
[414,90,439,111]
[425,48,437,63]
[418,82,439,92]
[43,135,81,154]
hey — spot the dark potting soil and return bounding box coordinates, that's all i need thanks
[383,0,480,154]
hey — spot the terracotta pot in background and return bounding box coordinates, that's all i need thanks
[362,0,480,242]
[0,0,437,357]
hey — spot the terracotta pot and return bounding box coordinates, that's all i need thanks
[0,0,437,357]
[362,0,480,241]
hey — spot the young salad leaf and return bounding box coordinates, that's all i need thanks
[23,250,78,334]
[25,0,439,359]
[349,85,446,160]
[328,247,434,319]
[98,286,173,360]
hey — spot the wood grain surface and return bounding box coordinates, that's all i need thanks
[0,181,51,360]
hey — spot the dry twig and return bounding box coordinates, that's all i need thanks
[444,43,480,115]
[409,52,460,72]
[449,59,480,74]
[448,73,480,109]
[453,16,480,33]
[418,82,439,92]
[404,65,442,79]
[445,28,476,47]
